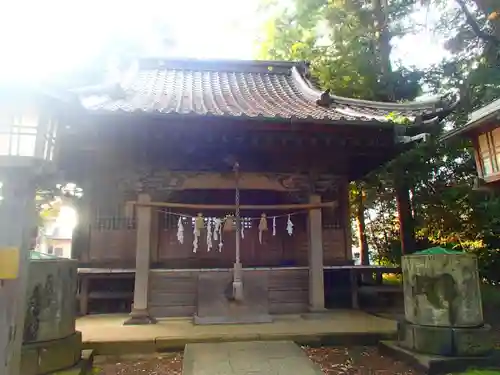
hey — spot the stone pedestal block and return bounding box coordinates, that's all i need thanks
[453,324,493,356]
[398,321,493,356]
[380,340,500,375]
[386,250,496,374]
[20,331,82,375]
[413,324,453,356]
[24,258,78,343]
[402,253,483,327]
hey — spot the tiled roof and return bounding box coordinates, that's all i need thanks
[441,97,500,140]
[77,58,456,124]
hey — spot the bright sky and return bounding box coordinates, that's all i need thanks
[0,0,449,83]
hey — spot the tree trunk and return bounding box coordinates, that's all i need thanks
[395,180,416,255]
[373,0,418,255]
[373,0,393,100]
[454,0,500,48]
[355,187,370,265]
[472,0,500,40]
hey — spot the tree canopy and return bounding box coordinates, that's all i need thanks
[257,0,500,281]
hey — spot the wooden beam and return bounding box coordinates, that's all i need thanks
[128,200,338,211]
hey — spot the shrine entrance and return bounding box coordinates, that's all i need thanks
[155,189,305,270]
[133,167,335,324]
[152,186,311,324]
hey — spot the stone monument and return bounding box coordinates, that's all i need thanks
[380,247,496,374]
[20,252,93,375]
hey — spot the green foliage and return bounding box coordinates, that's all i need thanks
[385,112,412,125]
[257,0,422,101]
[257,0,500,281]
[37,183,82,224]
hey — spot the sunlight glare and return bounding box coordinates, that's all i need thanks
[0,0,447,83]
[55,205,77,238]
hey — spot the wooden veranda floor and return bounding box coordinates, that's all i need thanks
[77,310,397,355]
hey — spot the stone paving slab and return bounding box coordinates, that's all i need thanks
[77,311,397,354]
[182,341,323,375]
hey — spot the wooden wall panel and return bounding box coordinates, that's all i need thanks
[149,270,198,317]
[267,269,309,314]
[89,229,136,265]
[83,184,349,267]
[158,216,296,268]
[323,229,347,265]
[148,268,310,317]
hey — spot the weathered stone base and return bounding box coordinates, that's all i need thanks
[124,309,157,325]
[379,340,500,375]
[51,349,95,375]
[398,321,493,356]
[21,332,83,375]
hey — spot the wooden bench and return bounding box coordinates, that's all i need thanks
[78,269,135,315]
[339,265,402,309]
[358,285,403,294]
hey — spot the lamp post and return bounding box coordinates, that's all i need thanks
[0,108,59,375]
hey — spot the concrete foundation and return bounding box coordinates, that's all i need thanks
[380,340,500,375]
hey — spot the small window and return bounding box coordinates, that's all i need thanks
[47,246,54,255]
[54,247,63,257]
[478,131,499,177]
[483,155,493,176]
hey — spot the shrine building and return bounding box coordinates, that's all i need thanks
[442,98,500,189]
[31,58,456,324]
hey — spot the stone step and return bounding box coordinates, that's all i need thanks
[182,341,324,375]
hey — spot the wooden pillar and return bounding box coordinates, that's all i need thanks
[307,194,325,311]
[124,193,156,325]
[150,209,159,265]
[79,276,89,316]
[72,192,92,263]
[340,178,353,261]
[395,177,415,255]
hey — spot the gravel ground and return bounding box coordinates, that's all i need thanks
[92,353,183,375]
[303,346,422,375]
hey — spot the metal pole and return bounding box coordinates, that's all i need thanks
[232,162,243,301]
[0,171,37,375]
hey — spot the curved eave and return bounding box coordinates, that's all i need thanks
[78,97,447,135]
[79,106,401,127]
[290,66,459,121]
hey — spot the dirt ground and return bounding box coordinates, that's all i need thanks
[91,345,420,375]
[303,346,421,375]
[93,353,183,375]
